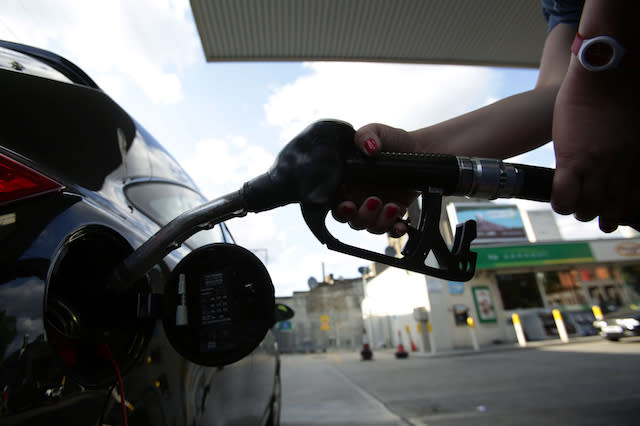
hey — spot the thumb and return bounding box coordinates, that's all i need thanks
[354,123,413,156]
[354,123,385,156]
[551,166,580,216]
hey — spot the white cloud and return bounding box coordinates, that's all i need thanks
[0,0,200,104]
[232,212,280,250]
[264,62,498,143]
[180,135,275,199]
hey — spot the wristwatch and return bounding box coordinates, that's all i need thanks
[571,33,627,72]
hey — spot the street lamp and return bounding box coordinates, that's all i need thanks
[357,266,370,300]
[358,266,374,349]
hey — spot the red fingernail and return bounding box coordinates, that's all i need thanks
[341,205,355,215]
[385,205,399,219]
[365,138,377,154]
[366,198,381,211]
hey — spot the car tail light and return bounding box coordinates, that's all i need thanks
[0,153,63,205]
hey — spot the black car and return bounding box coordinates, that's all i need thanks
[0,40,285,426]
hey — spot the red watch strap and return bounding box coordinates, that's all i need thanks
[571,32,585,57]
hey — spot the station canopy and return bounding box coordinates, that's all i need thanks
[190,0,547,68]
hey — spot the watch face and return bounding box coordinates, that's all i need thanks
[584,40,614,67]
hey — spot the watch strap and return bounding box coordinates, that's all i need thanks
[570,32,586,58]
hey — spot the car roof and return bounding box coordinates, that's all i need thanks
[0,40,99,87]
[0,41,198,193]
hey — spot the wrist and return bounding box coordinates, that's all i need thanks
[408,129,432,155]
[563,54,640,106]
[578,1,637,43]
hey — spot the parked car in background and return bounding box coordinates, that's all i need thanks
[0,40,283,426]
[593,306,640,342]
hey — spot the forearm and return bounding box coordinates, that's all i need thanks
[409,85,557,159]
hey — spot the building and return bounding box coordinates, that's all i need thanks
[274,275,366,353]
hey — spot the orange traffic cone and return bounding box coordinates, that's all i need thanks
[405,326,419,352]
[395,330,408,359]
[360,328,373,360]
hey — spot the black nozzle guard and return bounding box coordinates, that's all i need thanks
[242,120,478,281]
[242,120,355,212]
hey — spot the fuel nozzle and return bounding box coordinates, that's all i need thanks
[242,120,355,213]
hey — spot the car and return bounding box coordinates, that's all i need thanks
[0,40,288,426]
[593,306,640,342]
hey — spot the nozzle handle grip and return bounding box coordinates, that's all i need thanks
[343,151,461,194]
[510,163,554,202]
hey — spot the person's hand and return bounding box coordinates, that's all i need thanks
[332,123,419,236]
[551,61,640,232]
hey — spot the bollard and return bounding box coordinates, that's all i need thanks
[466,317,479,351]
[552,309,569,343]
[425,321,437,353]
[592,305,603,321]
[512,313,527,347]
[360,328,373,361]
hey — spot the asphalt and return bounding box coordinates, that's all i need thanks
[280,335,640,426]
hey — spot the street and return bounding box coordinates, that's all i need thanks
[280,338,640,426]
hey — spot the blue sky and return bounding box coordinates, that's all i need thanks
[1,0,632,296]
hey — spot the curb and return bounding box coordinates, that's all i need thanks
[388,335,605,359]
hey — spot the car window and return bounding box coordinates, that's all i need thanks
[124,182,225,248]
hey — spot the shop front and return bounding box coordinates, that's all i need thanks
[474,240,640,342]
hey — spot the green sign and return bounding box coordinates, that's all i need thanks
[474,243,593,269]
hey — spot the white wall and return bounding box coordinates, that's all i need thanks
[364,267,512,352]
[363,266,429,350]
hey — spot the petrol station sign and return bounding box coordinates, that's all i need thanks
[474,242,594,269]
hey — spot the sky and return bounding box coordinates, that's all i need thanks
[1,0,634,297]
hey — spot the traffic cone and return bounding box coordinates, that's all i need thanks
[408,332,418,352]
[405,325,418,352]
[360,328,373,360]
[395,330,408,359]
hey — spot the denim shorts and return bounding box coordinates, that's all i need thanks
[541,0,584,33]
